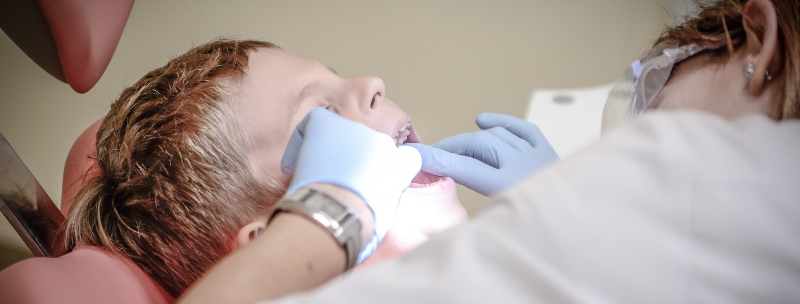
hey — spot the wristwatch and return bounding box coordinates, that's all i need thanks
[267,187,363,270]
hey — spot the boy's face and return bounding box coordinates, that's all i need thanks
[233,47,419,186]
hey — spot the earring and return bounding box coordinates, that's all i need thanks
[746,63,755,78]
[765,71,773,81]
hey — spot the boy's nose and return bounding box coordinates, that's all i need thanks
[351,76,385,112]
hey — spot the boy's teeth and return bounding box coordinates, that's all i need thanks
[394,128,411,146]
[394,122,412,146]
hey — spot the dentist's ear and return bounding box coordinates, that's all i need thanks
[236,218,268,247]
[743,0,782,95]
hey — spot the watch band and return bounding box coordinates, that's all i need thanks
[268,187,363,270]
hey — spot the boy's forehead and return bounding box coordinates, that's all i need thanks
[248,48,311,74]
[246,48,334,78]
[240,48,316,106]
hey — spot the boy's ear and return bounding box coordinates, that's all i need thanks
[742,0,782,95]
[235,218,268,248]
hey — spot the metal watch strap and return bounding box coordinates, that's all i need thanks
[268,187,363,270]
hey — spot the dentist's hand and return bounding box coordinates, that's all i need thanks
[281,108,422,263]
[408,113,558,197]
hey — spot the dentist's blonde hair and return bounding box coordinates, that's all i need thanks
[65,39,285,297]
[656,0,799,119]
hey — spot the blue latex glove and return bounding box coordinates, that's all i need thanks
[281,108,422,263]
[408,113,558,197]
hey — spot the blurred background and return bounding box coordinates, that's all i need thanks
[0,0,695,268]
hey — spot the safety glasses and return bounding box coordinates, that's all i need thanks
[602,43,705,133]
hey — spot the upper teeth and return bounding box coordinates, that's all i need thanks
[395,122,411,146]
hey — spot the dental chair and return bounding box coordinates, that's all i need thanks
[60,119,102,217]
[0,1,173,302]
[0,121,174,304]
[0,0,133,254]
[1,0,134,258]
[0,0,134,257]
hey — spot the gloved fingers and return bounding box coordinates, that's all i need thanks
[475,112,547,148]
[431,131,517,168]
[281,108,355,174]
[280,128,304,175]
[294,107,326,134]
[407,143,504,195]
[302,108,367,136]
[396,145,423,181]
[407,143,494,175]
[534,137,559,159]
[483,127,531,152]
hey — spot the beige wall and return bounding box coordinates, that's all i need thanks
[0,0,688,268]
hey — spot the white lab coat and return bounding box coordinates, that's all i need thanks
[271,111,800,304]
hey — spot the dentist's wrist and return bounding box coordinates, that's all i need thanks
[304,183,375,252]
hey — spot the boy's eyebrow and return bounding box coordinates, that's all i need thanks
[290,67,336,115]
[292,81,319,115]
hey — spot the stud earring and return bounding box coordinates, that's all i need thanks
[746,63,755,78]
[765,71,773,81]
